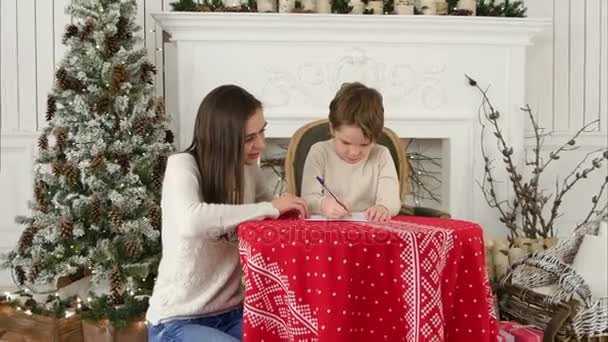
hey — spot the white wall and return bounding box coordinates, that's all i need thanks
[525,0,608,236]
[0,0,606,290]
[0,0,171,291]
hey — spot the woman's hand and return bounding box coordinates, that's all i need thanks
[365,205,391,222]
[320,197,351,219]
[271,193,309,218]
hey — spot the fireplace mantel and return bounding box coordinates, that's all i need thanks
[153,13,550,236]
[153,13,547,45]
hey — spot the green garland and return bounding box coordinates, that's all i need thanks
[81,294,149,329]
[477,0,527,17]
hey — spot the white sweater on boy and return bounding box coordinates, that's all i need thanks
[301,140,401,216]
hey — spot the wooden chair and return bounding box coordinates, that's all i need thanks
[284,119,449,218]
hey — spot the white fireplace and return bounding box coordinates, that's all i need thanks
[153,13,549,237]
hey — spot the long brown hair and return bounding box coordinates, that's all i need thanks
[185,85,262,204]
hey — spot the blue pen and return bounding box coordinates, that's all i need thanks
[315,176,350,213]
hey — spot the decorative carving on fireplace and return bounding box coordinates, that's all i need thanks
[261,48,446,110]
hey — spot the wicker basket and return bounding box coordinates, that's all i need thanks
[499,218,608,341]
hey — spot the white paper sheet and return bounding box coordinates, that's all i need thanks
[303,211,368,222]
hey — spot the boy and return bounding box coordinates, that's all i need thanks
[301,82,401,222]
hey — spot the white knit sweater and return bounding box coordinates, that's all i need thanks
[146,153,279,324]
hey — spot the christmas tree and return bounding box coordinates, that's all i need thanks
[2,0,174,323]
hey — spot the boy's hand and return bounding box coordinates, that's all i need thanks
[365,205,391,222]
[320,197,351,219]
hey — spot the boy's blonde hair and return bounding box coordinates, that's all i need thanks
[328,82,384,141]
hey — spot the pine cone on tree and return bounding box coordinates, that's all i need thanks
[115,16,130,42]
[91,193,103,224]
[110,266,123,304]
[117,154,130,175]
[164,130,174,144]
[148,206,161,229]
[28,263,41,283]
[38,134,48,150]
[104,35,121,58]
[62,24,79,44]
[110,206,122,227]
[46,96,56,122]
[14,266,26,286]
[133,116,150,136]
[79,19,95,40]
[89,153,105,174]
[154,97,166,122]
[141,61,157,84]
[54,127,68,151]
[125,239,139,257]
[59,217,73,239]
[110,64,129,95]
[18,225,40,256]
[51,160,64,176]
[34,181,49,212]
[113,114,121,132]
[63,162,79,184]
[56,67,83,92]
[95,96,111,115]
[152,157,167,190]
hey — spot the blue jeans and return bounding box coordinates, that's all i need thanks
[148,307,243,342]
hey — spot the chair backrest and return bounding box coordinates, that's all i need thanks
[284,119,409,197]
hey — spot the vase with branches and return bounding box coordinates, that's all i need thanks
[468,75,608,241]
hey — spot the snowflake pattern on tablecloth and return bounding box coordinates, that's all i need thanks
[239,240,319,341]
[361,220,454,342]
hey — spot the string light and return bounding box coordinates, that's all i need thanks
[87,297,92,302]
[65,310,75,318]
[24,309,33,316]
[55,292,60,298]
[4,291,11,300]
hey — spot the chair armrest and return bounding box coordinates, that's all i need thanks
[399,205,451,218]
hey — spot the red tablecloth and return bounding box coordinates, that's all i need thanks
[238,216,497,342]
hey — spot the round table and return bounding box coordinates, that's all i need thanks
[238,216,497,341]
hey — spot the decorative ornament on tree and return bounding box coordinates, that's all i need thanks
[51,160,64,176]
[18,225,39,256]
[110,64,129,95]
[46,96,56,122]
[79,19,95,40]
[148,206,161,230]
[117,154,130,175]
[133,116,151,136]
[110,266,123,305]
[38,134,48,151]
[56,67,84,92]
[89,153,105,174]
[125,239,139,257]
[34,181,49,212]
[141,61,157,84]
[63,24,80,44]
[91,193,103,224]
[110,207,123,227]
[59,217,74,240]
[54,127,68,151]
[95,95,111,115]
[63,161,79,184]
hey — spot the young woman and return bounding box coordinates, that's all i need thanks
[146,85,308,341]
